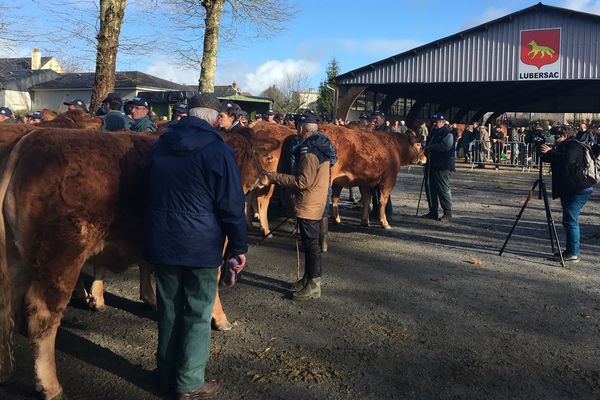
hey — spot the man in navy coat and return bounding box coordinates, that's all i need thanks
[145,113,247,399]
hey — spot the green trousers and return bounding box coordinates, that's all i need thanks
[155,265,218,393]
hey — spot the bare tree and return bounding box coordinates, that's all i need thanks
[160,0,295,92]
[260,72,309,114]
[89,0,127,114]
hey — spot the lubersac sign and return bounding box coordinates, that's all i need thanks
[518,28,561,80]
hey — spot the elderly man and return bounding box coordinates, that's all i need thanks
[420,114,456,223]
[262,111,336,300]
[128,97,157,132]
[144,90,247,399]
[0,107,14,124]
[63,98,89,113]
[372,110,387,132]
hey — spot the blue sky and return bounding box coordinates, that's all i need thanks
[4,0,600,94]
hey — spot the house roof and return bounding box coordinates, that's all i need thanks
[0,69,61,90]
[0,57,54,72]
[31,71,190,91]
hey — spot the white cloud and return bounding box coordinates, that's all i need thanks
[144,60,198,85]
[243,59,321,94]
[560,0,600,14]
[462,6,508,29]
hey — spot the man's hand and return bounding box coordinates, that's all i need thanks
[259,172,273,186]
[235,254,247,271]
[540,144,551,154]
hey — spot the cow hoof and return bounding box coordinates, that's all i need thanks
[334,217,341,224]
[382,223,392,230]
[212,318,233,331]
[86,295,107,312]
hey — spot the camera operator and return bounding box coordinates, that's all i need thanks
[540,126,593,263]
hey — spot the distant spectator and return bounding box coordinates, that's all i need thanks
[371,110,386,132]
[418,122,429,144]
[0,107,13,124]
[254,113,263,122]
[359,113,371,127]
[391,120,401,132]
[507,123,520,165]
[399,120,408,134]
[462,124,475,162]
[576,123,597,145]
[128,97,157,132]
[217,101,243,132]
[101,93,129,132]
[26,111,43,125]
[490,125,505,169]
[63,98,89,114]
[265,110,276,123]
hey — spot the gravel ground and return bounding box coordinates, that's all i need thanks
[2,163,600,400]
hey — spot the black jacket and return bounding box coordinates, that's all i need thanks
[541,137,593,199]
[426,125,455,171]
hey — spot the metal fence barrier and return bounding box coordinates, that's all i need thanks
[457,140,540,171]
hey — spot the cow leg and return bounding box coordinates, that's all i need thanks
[87,265,106,312]
[359,186,372,227]
[379,186,393,230]
[331,183,342,224]
[26,270,81,400]
[244,193,254,229]
[257,185,275,236]
[71,276,89,304]
[211,266,232,331]
[139,262,157,310]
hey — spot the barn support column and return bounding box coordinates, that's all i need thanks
[377,93,401,116]
[454,107,473,123]
[484,111,505,126]
[405,101,426,128]
[336,85,369,121]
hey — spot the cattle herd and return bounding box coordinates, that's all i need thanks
[0,110,424,399]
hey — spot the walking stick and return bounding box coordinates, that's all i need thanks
[416,173,426,216]
[251,215,293,248]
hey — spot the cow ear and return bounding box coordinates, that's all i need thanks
[250,137,281,154]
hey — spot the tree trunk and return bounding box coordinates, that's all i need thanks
[90,0,127,115]
[199,0,224,93]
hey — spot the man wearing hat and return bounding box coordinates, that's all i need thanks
[101,93,129,132]
[128,96,157,132]
[187,93,220,127]
[265,110,276,123]
[63,98,89,113]
[372,110,387,132]
[0,107,14,124]
[254,113,263,123]
[25,111,43,125]
[370,110,393,218]
[261,111,337,300]
[421,114,455,223]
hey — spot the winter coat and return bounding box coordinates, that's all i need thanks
[272,132,335,220]
[129,115,157,132]
[541,137,593,199]
[144,116,248,267]
[425,125,455,172]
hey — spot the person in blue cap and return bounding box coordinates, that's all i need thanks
[128,97,157,132]
[63,98,89,113]
[262,110,337,300]
[101,93,129,132]
[0,107,14,124]
[25,111,43,125]
[420,114,455,223]
[144,102,248,398]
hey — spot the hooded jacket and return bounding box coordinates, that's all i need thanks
[541,137,593,199]
[144,116,247,267]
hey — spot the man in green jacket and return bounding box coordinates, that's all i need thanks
[128,97,157,132]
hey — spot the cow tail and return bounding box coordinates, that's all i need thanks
[0,131,33,382]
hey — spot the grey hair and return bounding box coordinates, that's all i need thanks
[302,122,319,133]
[189,107,218,126]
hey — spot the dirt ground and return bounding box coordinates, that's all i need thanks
[2,163,600,400]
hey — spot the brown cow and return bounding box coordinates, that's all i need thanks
[0,128,269,399]
[318,125,425,229]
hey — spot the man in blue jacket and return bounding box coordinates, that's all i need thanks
[144,113,248,399]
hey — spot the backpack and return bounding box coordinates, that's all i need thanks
[578,141,600,184]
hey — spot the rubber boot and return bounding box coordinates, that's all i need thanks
[319,217,329,253]
[289,274,308,292]
[293,278,321,300]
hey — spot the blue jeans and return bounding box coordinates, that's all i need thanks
[560,192,591,256]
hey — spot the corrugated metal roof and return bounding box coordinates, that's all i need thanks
[335,3,600,85]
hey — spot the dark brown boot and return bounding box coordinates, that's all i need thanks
[319,217,329,253]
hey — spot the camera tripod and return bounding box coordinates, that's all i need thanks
[499,155,565,267]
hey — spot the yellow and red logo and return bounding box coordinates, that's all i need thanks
[520,29,560,70]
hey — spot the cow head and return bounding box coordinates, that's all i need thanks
[399,129,427,165]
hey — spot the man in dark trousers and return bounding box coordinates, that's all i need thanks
[541,126,593,263]
[420,114,456,223]
[370,110,393,219]
[144,112,248,399]
[262,111,336,300]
